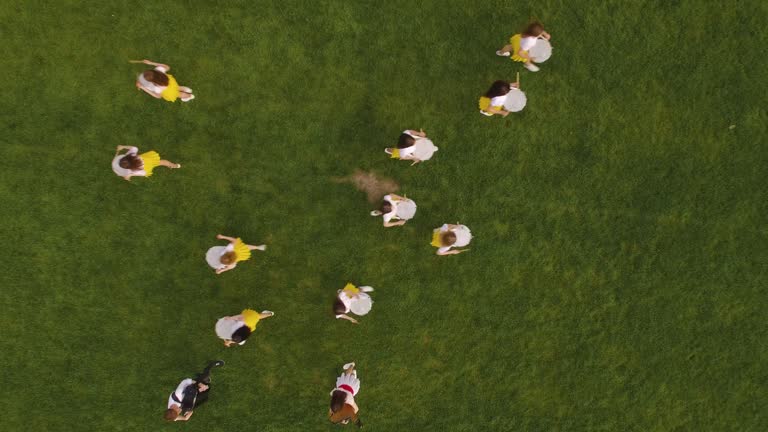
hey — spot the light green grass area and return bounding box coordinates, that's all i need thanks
[1,1,766,430]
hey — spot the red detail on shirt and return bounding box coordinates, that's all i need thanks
[339,384,355,395]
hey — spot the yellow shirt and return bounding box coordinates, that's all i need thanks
[342,283,360,296]
[241,309,261,331]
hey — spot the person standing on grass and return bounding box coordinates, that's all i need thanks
[333,283,374,324]
[215,309,275,347]
[385,129,438,165]
[478,80,520,117]
[495,21,552,72]
[431,223,472,255]
[370,193,417,227]
[329,362,363,427]
[164,360,224,422]
[134,59,195,102]
[112,145,180,181]
[205,234,266,275]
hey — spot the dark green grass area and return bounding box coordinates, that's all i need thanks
[1,0,766,430]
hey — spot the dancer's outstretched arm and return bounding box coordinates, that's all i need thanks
[140,59,170,70]
[337,314,358,324]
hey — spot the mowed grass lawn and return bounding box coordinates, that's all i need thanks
[1,1,766,431]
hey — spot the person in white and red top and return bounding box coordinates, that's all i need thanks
[328,362,363,427]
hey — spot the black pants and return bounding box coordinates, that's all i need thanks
[194,388,210,407]
[183,361,222,411]
[194,361,221,385]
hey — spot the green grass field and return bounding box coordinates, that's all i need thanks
[1,1,766,430]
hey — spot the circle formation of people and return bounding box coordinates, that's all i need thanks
[116,20,553,426]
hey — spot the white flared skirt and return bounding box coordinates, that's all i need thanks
[206,246,227,269]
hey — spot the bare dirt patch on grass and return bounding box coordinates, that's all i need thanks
[332,169,400,203]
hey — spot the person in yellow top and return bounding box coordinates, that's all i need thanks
[205,234,266,275]
[495,21,552,72]
[333,283,374,324]
[215,309,275,347]
[478,80,520,117]
[384,129,438,165]
[111,145,180,181]
[431,223,472,255]
[134,59,195,102]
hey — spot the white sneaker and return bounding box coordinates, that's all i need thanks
[261,310,274,316]
[343,362,355,370]
[480,110,493,117]
[359,286,374,292]
[181,94,195,102]
[524,63,540,72]
[496,50,511,57]
[254,244,267,251]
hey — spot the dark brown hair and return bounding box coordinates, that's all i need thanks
[231,325,252,344]
[330,390,347,413]
[118,154,143,171]
[220,251,237,265]
[380,200,393,214]
[142,69,169,86]
[397,133,416,149]
[333,298,347,315]
[484,80,511,98]
[523,21,544,37]
[440,231,457,246]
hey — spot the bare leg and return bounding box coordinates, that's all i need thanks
[523,59,540,71]
[496,42,539,68]
[159,159,181,168]
[178,86,193,93]
[343,363,356,376]
[179,91,195,102]
[247,244,267,251]
[498,44,514,54]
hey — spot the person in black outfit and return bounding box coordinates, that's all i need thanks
[164,360,224,422]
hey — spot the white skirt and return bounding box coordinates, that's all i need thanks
[335,372,361,395]
[529,38,553,62]
[205,246,227,269]
[395,199,417,220]
[137,73,166,94]
[349,293,373,316]
[502,88,527,112]
[453,225,472,247]
[215,317,243,340]
[412,138,438,160]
